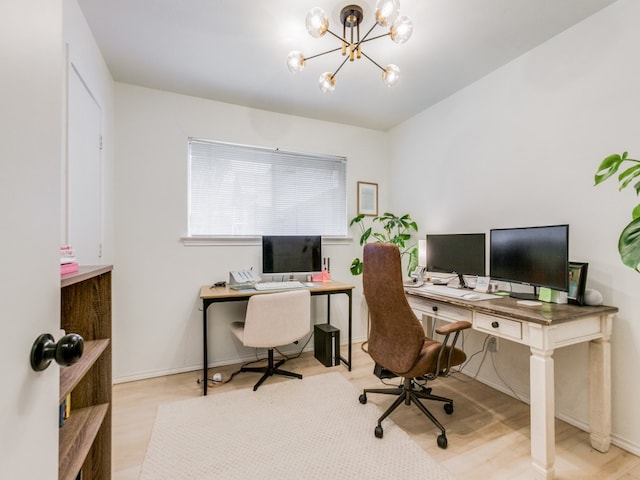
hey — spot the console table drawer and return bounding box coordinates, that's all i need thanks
[475,313,522,340]
[407,297,472,323]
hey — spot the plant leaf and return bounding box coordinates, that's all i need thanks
[349,214,365,227]
[360,227,372,245]
[618,165,640,191]
[594,153,623,185]
[407,246,419,275]
[350,258,363,276]
[372,232,387,242]
[618,217,640,272]
[632,204,640,220]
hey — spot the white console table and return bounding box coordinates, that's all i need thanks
[405,287,617,480]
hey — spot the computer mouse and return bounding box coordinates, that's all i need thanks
[463,293,480,300]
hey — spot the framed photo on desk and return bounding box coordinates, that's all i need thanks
[568,261,588,305]
[357,181,378,216]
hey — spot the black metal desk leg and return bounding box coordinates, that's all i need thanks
[334,291,353,371]
[348,290,352,371]
[202,300,209,396]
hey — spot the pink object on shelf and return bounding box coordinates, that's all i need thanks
[61,262,79,275]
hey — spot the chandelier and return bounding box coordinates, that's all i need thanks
[287,1,413,93]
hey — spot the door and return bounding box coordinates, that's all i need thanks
[0,1,63,478]
[67,64,102,264]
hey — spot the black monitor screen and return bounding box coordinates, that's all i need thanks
[262,235,322,274]
[490,225,569,295]
[426,233,486,276]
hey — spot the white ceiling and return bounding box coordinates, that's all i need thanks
[77,0,618,131]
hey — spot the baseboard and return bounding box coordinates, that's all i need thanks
[114,334,368,384]
[464,370,640,458]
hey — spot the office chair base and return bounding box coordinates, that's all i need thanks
[359,377,453,449]
[241,349,302,391]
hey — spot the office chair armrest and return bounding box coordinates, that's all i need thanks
[435,321,471,336]
[432,321,471,378]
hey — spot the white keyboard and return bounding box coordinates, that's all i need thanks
[419,285,500,301]
[420,285,471,298]
[254,281,305,291]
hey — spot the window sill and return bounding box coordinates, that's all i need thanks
[181,236,353,246]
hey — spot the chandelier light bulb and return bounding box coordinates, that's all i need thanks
[319,72,336,93]
[390,15,413,44]
[287,51,306,73]
[382,64,400,87]
[375,0,400,27]
[306,7,329,38]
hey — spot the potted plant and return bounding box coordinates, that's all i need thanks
[349,211,419,276]
[594,151,640,272]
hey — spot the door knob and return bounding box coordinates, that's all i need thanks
[30,333,84,371]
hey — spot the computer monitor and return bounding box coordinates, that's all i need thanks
[426,233,486,288]
[489,224,569,300]
[262,235,322,275]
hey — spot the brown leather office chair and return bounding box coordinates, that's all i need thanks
[358,243,471,448]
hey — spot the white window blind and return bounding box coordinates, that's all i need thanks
[188,139,347,236]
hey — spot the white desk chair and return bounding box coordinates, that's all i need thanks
[230,289,311,391]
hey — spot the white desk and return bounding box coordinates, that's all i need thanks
[405,286,617,480]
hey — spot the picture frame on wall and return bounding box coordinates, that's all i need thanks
[357,181,378,216]
[568,261,588,305]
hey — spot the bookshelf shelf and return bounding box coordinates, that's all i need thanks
[59,404,108,480]
[60,266,112,480]
[60,339,109,403]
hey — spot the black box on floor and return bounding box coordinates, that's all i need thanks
[314,323,340,367]
[373,362,397,379]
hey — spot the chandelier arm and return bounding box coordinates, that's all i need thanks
[355,22,379,46]
[332,54,352,78]
[359,32,391,44]
[327,29,347,43]
[304,46,345,62]
[359,50,385,72]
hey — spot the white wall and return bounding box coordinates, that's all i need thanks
[388,0,640,453]
[112,84,389,381]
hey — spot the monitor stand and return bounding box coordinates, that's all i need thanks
[456,272,468,289]
[510,286,539,301]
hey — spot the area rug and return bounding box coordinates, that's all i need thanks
[140,372,454,479]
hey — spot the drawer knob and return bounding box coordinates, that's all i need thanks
[491,321,499,329]
[432,306,438,313]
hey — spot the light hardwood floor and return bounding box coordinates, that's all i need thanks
[113,344,640,479]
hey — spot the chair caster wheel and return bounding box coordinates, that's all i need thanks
[437,434,448,449]
[374,425,383,438]
[444,403,453,414]
[359,393,367,404]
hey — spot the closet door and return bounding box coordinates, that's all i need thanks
[67,64,102,264]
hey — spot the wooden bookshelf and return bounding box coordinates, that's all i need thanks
[59,265,112,480]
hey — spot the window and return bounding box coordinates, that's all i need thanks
[188,138,347,237]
